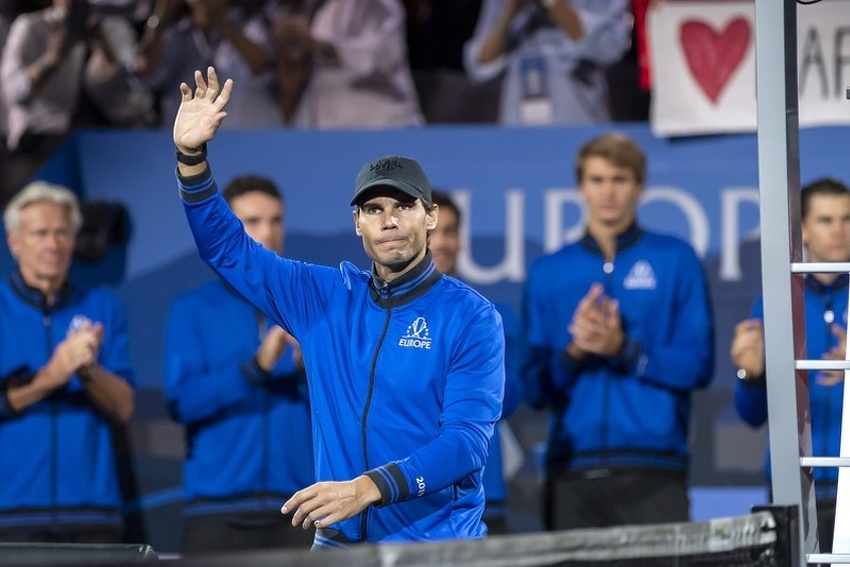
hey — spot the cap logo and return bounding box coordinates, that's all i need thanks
[370,158,405,173]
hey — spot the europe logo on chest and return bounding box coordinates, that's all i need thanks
[398,316,432,350]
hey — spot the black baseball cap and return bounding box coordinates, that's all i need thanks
[350,155,432,206]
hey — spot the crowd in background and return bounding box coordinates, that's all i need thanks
[0,0,649,206]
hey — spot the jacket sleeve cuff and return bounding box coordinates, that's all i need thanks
[738,371,767,389]
[364,463,409,507]
[0,385,18,419]
[0,368,31,419]
[611,336,642,373]
[240,356,271,386]
[556,349,580,373]
[177,165,217,204]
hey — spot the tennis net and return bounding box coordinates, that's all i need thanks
[173,508,789,567]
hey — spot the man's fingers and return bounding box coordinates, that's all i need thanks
[179,82,191,101]
[733,320,749,334]
[816,370,845,387]
[281,490,306,515]
[283,487,323,526]
[206,66,219,96]
[194,69,208,97]
[735,318,763,335]
[604,299,620,324]
[215,79,233,109]
[575,284,601,314]
[281,481,364,530]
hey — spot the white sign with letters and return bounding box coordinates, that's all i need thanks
[649,0,850,137]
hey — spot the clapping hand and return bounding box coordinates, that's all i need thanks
[730,318,765,380]
[818,324,848,386]
[567,283,625,358]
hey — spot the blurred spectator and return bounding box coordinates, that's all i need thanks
[732,177,850,554]
[404,0,482,72]
[266,0,312,124]
[269,0,424,128]
[0,0,86,201]
[464,0,631,125]
[164,174,314,553]
[0,0,152,205]
[0,1,51,50]
[135,0,280,128]
[606,0,649,122]
[522,132,713,530]
[82,6,156,129]
[0,2,16,154]
[402,0,501,124]
[0,2,14,44]
[430,190,523,534]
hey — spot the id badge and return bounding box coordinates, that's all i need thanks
[519,54,554,125]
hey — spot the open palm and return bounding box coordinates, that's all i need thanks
[173,66,233,153]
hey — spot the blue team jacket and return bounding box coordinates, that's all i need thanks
[164,280,314,517]
[735,275,847,499]
[0,271,134,530]
[179,168,505,545]
[523,225,714,473]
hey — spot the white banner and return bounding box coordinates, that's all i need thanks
[649,0,850,137]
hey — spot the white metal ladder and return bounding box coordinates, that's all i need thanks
[755,1,850,565]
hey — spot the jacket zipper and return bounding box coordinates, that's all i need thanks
[43,308,58,528]
[360,286,393,541]
[820,292,833,470]
[601,260,615,451]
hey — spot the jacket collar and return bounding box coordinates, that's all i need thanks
[370,250,442,308]
[8,269,74,311]
[805,272,849,295]
[579,222,645,257]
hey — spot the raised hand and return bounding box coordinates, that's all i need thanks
[173,66,232,154]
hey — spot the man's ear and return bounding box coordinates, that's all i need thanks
[352,210,362,236]
[6,233,19,259]
[426,203,439,231]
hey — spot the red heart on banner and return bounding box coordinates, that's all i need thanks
[679,18,751,104]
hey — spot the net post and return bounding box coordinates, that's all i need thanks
[753,504,801,567]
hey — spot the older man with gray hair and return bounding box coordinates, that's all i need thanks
[0,181,134,543]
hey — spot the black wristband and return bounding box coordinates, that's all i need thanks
[176,144,207,165]
[241,356,272,385]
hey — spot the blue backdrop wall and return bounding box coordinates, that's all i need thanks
[3,123,849,552]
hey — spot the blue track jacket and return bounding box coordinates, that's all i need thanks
[735,275,847,500]
[164,280,314,517]
[523,225,714,473]
[0,271,134,531]
[179,168,505,545]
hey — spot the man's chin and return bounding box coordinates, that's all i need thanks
[375,251,419,272]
